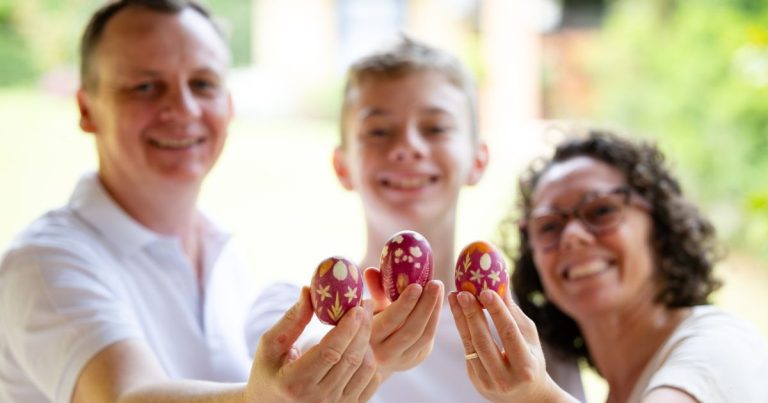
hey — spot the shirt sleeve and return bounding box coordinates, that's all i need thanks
[0,243,144,403]
[644,310,768,403]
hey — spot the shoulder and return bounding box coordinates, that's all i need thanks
[648,306,768,402]
[3,206,102,259]
[0,207,121,307]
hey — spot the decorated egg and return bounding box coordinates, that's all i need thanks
[380,230,433,302]
[455,241,508,297]
[310,256,363,326]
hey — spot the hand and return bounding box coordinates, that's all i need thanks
[448,290,577,403]
[363,268,443,379]
[248,287,379,402]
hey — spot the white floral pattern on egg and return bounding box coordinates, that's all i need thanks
[454,241,508,298]
[380,230,433,302]
[310,256,362,325]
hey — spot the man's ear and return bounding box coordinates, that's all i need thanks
[77,89,98,134]
[332,146,354,191]
[467,141,489,186]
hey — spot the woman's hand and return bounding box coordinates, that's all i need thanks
[448,289,577,403]
[248,287,379,402]
[363,268,443,379]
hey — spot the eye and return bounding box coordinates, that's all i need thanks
[190,78,219,94]
[366,128,391,138]
[425,125,448,135]
[132,82,156,94]
[583,198,622,226]
[531,216,563,235]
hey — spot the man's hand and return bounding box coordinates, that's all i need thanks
[248,287,379,402]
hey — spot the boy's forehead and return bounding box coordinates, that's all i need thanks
[347,72,468,110]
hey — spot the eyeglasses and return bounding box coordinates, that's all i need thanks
[521,186,650,251]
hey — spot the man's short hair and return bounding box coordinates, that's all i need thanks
[79,0,224,92]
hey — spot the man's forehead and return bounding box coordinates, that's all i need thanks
[97,6,230,60]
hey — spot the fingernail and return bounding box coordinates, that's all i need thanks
[457,292,472,308]
[406,284,422,299]
[427,280,442,293]
[480,290,494,305]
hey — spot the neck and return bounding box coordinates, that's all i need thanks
[578,302,691,402]
[98,173,202,269]
[360,213,457,296]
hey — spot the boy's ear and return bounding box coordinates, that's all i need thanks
[77,89,98,134]
[467,141,489,186]
[332,147,355,191]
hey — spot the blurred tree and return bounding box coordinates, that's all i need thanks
[0,0,252,86]
[593,0,768,259]
[0,0,39,86]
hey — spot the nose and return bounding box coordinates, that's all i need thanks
[161,84,201,121]
[559,218,595,251]
[389,124,427,162]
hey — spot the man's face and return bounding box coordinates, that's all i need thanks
[334,71,487,228]
[78,6,232,193]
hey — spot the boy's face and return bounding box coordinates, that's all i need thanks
[334,71,487,227]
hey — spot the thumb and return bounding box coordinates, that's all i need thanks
[364,267,390,313]
[259,286,313,363]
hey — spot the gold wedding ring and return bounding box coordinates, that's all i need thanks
[464,352,479,360]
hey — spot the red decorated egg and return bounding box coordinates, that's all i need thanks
[310,256,363,325]
[455,241,508,297]
[380,230,433,302]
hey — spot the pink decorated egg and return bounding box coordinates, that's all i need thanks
[310,256,363,326]
[380,230,433,302]
[455,241,508,297]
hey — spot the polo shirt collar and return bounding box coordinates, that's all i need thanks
[69,173,161,257]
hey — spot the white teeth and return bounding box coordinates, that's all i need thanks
[567,261,610,280]
[150,137,203,149]
[385,177,431,189]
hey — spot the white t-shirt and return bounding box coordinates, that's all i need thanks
[627,305,768,403]
[0,173,256,403]
[248,282,586,402]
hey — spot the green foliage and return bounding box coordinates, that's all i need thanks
[0,0,252,86]
[0,24,38,86]
[593,0,768,258]
[207,0,252,66]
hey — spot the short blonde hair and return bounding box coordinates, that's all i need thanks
[340,36,477,146]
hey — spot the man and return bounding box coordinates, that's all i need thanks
[0,1,380,402]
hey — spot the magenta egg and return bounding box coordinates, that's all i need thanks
[380,230,433,302]
[455,241,508,297]
[310,256,363,326]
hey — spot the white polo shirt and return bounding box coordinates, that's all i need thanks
[0,173,255,403]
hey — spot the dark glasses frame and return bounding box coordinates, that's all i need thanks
[519,186,651,251]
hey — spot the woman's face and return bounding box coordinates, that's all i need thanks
[528,156,658,321]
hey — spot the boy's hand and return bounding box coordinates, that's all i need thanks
[363,269,443,379]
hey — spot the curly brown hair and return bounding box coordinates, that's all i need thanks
[499,128,722,363]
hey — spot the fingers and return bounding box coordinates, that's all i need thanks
[383,280,443,355]
[259,287,313,364]
[340,348,377,402]
[284,302,365,385]
[363,268,389,313]
[455,291,508,379]
[478,290,530,364]
[369,282,423,344]
[447,292,492,387]
[319,300,374,391]
[498,291,540,344]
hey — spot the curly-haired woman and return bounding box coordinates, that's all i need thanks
[449,129,768,402]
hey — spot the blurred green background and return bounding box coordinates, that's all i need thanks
[1,0,766,400]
